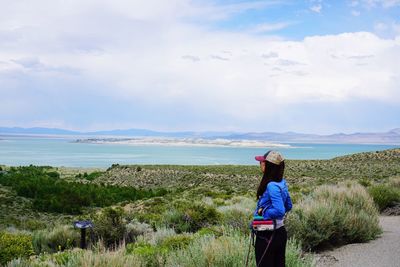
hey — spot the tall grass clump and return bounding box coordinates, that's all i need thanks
[217,196,255,233]
[7,227,313,267]
[162,202,221,233]
[32,225,80,254]
[368,184,400,211]
[165,227,313,267]
[286,183,381,250]
[7,246,144,267]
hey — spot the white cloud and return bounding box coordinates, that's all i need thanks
[361,0,400,8]
[310,4,322,13]
[250,22,293,33]
[374,21,400,37]
[351,10,361,16]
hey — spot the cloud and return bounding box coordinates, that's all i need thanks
[250,22,293,33]
[210,55,230,61]
[361,0,400,8]
[262,52,279,58]
[351,10,361,16]
[310,4,322,13]
[276,59,307,66]
[374,21,400,37]
[181,55,200,62]
[0,1,399,132]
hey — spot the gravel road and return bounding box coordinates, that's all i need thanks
[315,216,400,267]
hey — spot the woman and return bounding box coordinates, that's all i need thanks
[253,150,292,267]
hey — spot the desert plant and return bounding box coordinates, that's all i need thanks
[32,225,80,254]
[124,220,154,244]
[368,184,400,211]
[7,246,144,267]
[92,207,127,248]
[162,202,221,233]
[165,227,313,267]
[0,231,34,265]
[217,196,255,233]
[286,183,381,250]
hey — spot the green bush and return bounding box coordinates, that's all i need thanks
[125,221,154,244]
[0,166,168,214]
[32,225,80,254]
[6,228,313,267]
[126,242,166,267]
[368,184,400,211]
[161,234,193,250]
[286,183,381,250]
[8,246,142,267]
[93,207,126,248]
[285,238,314,267]
[165,227,313,267]
[0,231,34,265]
[163,203,221,233]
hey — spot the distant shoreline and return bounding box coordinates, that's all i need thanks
[73,137,292,148]
[1,134,400,146]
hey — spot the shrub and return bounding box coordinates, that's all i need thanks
[32,225,80,254]
[0,231,34,265]
[8,247,143,267]
[125,240,169,267]
[161,234,193,250]
[388,177,400,188]
[125,220,154,244]
[163,202,221,233]
[137,227,176,246]
[368,184,400,211]
[92,207,126,248]
[285,238,314,267]
[286,183,381,250]
[165,227,313,267]
[217,196,255,233]
[0,166,168,214]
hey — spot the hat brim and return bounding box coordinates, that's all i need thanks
[255,155,266,162]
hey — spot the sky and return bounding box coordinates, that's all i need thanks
[0,0,399,134]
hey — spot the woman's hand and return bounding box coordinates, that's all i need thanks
[258,208,263,215]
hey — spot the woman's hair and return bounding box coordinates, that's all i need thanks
[256,160,285,199]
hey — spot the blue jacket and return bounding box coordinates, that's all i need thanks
[254,179,293,220]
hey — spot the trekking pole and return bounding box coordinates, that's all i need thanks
[244,231,254,267]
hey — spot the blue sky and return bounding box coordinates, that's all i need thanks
[0,0,399,134]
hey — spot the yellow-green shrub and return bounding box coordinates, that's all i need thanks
[0,231,34,265]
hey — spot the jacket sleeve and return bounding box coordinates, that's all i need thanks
[263,183,285,219]
[285,191,293,212]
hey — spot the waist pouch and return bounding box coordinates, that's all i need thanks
[252,220,275,231]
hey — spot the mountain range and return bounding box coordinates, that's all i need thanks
[1,127,400,144]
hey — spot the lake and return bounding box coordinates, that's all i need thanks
[0,136,398,167]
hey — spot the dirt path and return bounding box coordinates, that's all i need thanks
[315,216,400,267]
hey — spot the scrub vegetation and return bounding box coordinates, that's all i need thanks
[0,148,399,266]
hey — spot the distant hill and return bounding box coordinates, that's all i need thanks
[0,127,80,135]
[1,126,400,144]
[228,129,400,144]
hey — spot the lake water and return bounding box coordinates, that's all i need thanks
[0,136,398,167]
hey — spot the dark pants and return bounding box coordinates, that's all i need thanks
[255,226,287,267]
